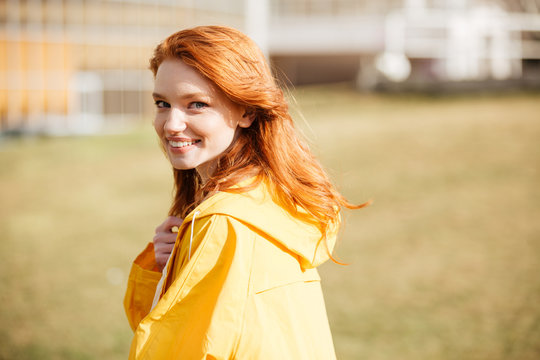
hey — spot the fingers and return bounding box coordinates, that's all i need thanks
[154,238,175,271]
[154,241,174,257]
[155,216,184,233]
[154,241,175,252]
[153,231,177,245]
[153,216,184,271]
[154,247,173,270]
[155,254,169,271]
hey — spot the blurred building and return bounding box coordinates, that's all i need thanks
[1,0,539,135]
[0,0,244,135]
[269,0,540,89]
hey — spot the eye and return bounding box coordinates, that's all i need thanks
[189,101,208,110]
[154,100,170,109]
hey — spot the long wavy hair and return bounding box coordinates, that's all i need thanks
[150,26,367,251]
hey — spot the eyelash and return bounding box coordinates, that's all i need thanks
[189,102,208,110]
[154,100,170,108]
[153,101,208,110]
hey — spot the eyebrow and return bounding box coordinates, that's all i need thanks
[152,91,209,100]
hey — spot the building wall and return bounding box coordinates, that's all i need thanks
[268,0,540,88]
[0,0,244,134]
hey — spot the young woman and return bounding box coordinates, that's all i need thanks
[124,25,366,359]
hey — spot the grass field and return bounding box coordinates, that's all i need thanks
[1,86,539,359]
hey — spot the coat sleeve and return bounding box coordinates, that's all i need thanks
[129,215,255,360]
[124,242,162,332]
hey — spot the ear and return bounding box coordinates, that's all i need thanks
[238,108,255,128]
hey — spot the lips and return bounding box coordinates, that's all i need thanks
[168,139,201,148]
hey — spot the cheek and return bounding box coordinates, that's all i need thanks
[213,123,238,147]
[191,118,236,141]
[153,116,165,136]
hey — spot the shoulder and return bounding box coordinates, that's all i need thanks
[168,212,256,289]
[192,179,278,220]
[178,212,256,258]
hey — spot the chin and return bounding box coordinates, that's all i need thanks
[171,164,197,171]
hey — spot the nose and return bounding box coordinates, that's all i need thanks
[164,108,187,134]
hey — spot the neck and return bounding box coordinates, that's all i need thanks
[196,161,216,185]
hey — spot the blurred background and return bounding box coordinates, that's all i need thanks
[1,0,539,359]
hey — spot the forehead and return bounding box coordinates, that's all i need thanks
[154,58,217,95]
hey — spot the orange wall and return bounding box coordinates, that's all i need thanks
[1,36,72,122]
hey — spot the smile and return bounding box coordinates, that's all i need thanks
[169,140,201,148]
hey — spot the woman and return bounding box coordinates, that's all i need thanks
[124,25,366,359]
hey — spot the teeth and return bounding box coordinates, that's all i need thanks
[169,140,199,148]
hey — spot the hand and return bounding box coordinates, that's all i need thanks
[153,216,183,271]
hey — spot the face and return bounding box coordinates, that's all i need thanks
[152,58,253,181]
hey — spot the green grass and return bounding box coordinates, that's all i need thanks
[1,87,539,359]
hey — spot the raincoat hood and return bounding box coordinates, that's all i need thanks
[180,178,338,270]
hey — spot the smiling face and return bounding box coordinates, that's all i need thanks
[153,58,254,181]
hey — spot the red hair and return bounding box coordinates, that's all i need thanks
[150,26,367,256]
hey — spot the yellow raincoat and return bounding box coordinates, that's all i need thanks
[124,179,339,359]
